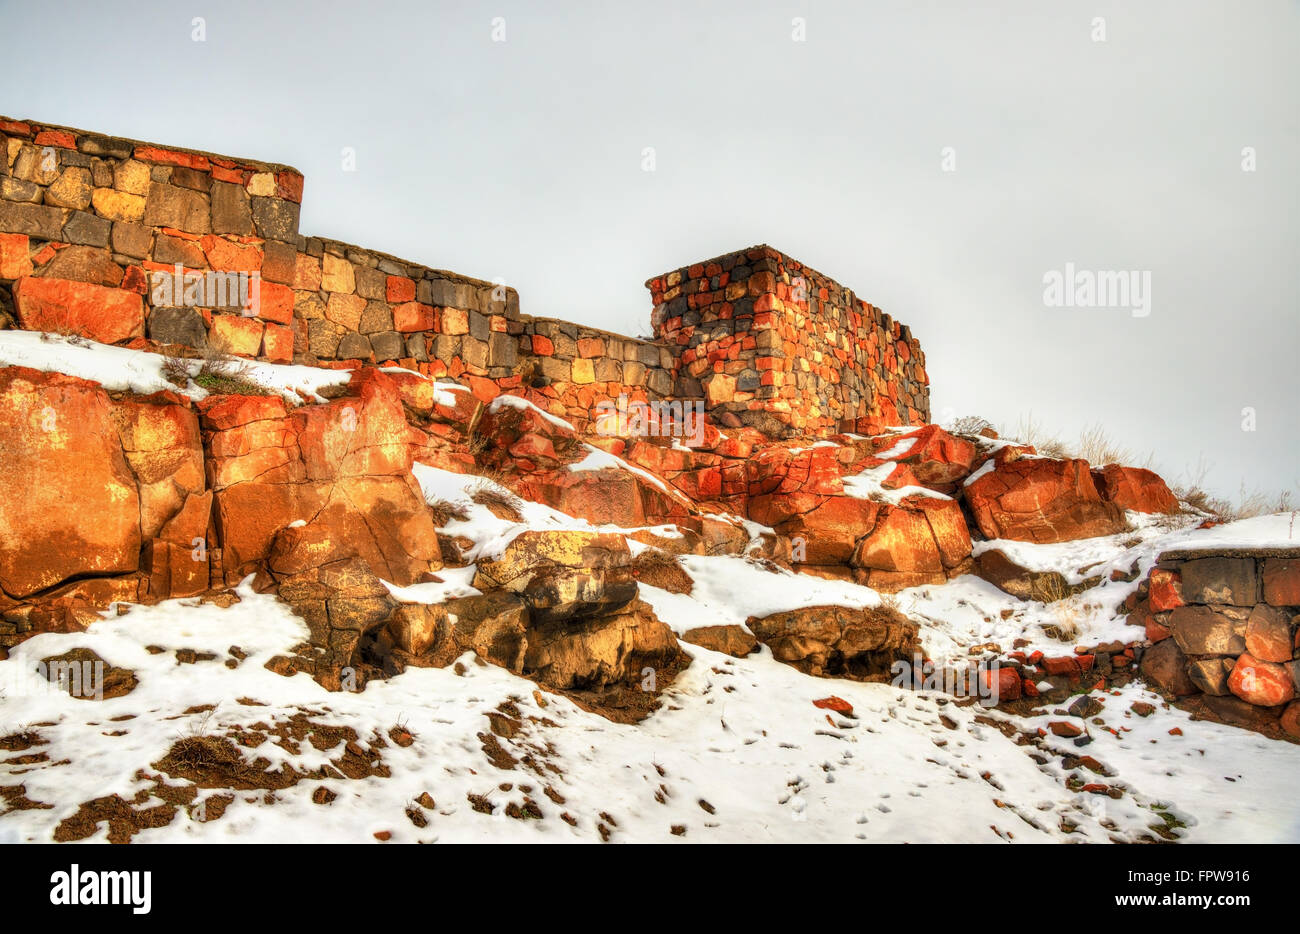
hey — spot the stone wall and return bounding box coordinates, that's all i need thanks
[1132,548,1300,740]
[647,245,929,436]
[1,116,927,437]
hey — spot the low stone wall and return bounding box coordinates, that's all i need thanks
[1,116,929,439]
[647,244,929,435]
[1131,548,1300,740]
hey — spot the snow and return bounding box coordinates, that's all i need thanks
[2,584,1295,844]
[842,463,950,504]
[380,566,480,605]
[488,393,575,433]
[962,460,996,487]
[0,330,352,403]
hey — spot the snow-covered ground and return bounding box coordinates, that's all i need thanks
[3,517,1298,844]
[2,331,1297,843]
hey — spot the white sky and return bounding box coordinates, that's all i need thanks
[4,0,1297,502]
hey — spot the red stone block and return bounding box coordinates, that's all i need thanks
[201,235,262,272]
[1148,568,1184,611]
[261,322,293,362]
[0,233,33,279]
[211,165,249,185]
[386,276,416,303]
[0,119,32,135]
[1042,656,1082,678]
[13,276,144,343]
[393,301,435,332]
[1262,558,1300,606]
[133,146,210,171]
[980,666,1021,702]
[257,281,294,325]
[121,265,148,294]
[275,170,304,203]
[34,129,76,149]
[531,334,554,356]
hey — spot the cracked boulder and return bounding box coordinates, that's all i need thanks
[746,603,919,680]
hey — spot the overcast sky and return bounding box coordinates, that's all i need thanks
[5,0,1297,502]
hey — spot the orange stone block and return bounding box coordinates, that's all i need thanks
[201,235,262,272]
[209,314,264,357]
[13,276,144,343]
[393,302,435,332]
[386,276,416,303]
[0,233,33,279]
[256,281,295,325]
[34,129,76,149]
[261,322,293,362]
[133,146,210,171]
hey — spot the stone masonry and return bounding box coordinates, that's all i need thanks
[0,116,928,436]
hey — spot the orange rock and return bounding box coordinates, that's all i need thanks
[0,368,141,596]
[0,233,33,279]
[1148,568,1184,611]
[262,322,294,362]
[1091,464,1179,514]
[963,456,1126,543]
[209,315,264,356]
[13,276,144,343]
[813,696,853,715]
[1227,653,1296,707]
[393,301,435,332]
[200,235,262,272]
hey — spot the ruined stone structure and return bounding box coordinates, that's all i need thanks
[0,116,928,438]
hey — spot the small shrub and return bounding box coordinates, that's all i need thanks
[426,496,470,526]
[192,347,274,396]
[946,415,994,438]
[469,479,523,521]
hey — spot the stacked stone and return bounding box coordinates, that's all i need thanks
[2,118,931,443]
[293,236,520,400]
[517,317,675,427]
[1133,550,1300,739]
[645,244,929,436]
[0,117,302,361]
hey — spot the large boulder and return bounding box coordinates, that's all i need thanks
[204,369,441,585]
[523,598,681,690]
[745,603,919,680]
[963,455,1126,543]
[863,425,978,491]
[1091,464,1179,514]
[850,496,972,590]
[275,557,399,686]
[681,624,758,657]
[0,368,141,597]
[974,548,1096,602]
[473,530,636,622]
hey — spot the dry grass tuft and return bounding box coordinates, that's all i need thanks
[190,346,274,396]
[425,496,470,526]
[469,479,523,521]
